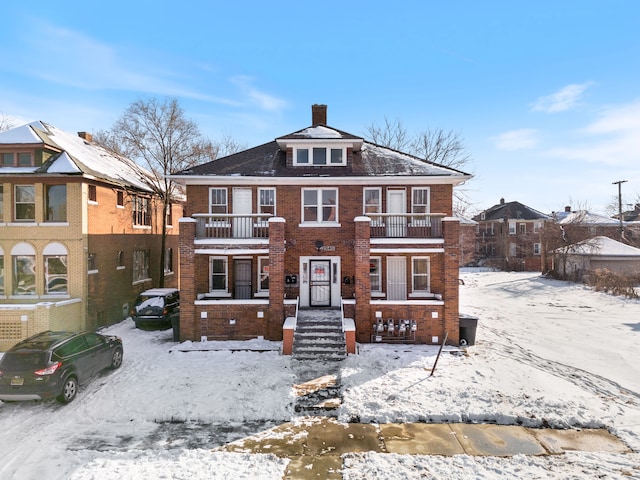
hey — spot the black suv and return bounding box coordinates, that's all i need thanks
[0,330,123,404]
[131,288,180,329]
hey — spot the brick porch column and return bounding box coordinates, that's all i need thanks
[354,216,371,343]
[268,217,285,341]
[442,217,461,345]
[178,218,196,342]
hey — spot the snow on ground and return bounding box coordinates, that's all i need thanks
[1,270,639,479]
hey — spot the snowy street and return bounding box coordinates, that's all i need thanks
[1,271,639,479]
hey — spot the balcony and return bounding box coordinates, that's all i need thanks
[367,213,445,238]
[193,214,272,240]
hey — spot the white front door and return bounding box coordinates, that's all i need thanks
[233,188,252,238]
[387,256,407,300]
[387,189,406,237]
[299,256,341,308]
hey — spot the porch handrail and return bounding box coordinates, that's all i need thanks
[366,212,446,238]
[193,213,273,239]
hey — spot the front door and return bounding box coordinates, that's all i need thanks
[233,188,252,238]
[234,259,252,299]
[387,189,406,237]
[309,260,331,307]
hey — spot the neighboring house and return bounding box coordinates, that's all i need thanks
[473,199,550,271]
[552,235,640,280]
[0,121,181,350]
[457,214,478,267]
[171,104,471,346]
[616,203,640,247]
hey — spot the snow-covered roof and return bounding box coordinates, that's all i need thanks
[558,211,619,225]
[562,236,640,257]
[0,121,155,192]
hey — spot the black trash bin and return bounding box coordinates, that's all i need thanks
[458,314,478,346]
[171,314,180,342]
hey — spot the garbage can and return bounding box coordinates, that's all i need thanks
[171,314,180,342]
[458,314,478,346]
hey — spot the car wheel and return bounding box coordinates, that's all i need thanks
[57,376,78,404]
[111,347,123,369]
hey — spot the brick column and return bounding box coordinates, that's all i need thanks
[178,218,196,341]
[442,217,461,345]
[354,216,371,343]
[268,217,286,341]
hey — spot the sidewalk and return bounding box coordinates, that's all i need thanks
[217,417,630,479]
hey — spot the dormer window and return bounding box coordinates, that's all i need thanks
[294,146,346,166]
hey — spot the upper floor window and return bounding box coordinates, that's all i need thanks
[369,257,382,294]
[133,195,151,226]
[14,185,35,221]
[117,190,124,207]
[166,203,173,226]
[302,188,338,223]
[88,185,97,202]
[294,146,346,166]
[259,188,276,217]
[1,152,33,167]
[209,188,228,214]
[0,185,3,222]
[45,185,67,222]
[533,243,541,255]
[508,220,516,235]
[519,223,526,234]
[133,250,150,282]
[363,188,381,215]
[412,188,430,215]
[534,221,543,233]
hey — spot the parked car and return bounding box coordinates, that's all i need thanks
[0,330,123,404]
[131,288,180,329]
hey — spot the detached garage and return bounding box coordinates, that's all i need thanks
[554,236,640,279]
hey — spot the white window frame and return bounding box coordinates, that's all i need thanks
[209,256,229,295]
[208,188,228,214]
[363,188,382,225]
[14,185,35,222]
[132,195,151,227]
[258,187,276,219]
[301,188,338,224]
[257,256,269,295]
[369,256,382,295]
[410,257,431,296]
[534,221,542,233]
[508,220,516,235]
[533,243,541,255]
[411,187,430,225]
[164,247,173,274]
[293,145,347,166]
[519,223,526,234]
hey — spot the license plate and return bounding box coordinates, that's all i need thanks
[10,377,24,386]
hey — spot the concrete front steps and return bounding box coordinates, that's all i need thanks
[292,309,347,362]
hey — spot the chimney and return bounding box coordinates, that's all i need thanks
[565,206,571,212]
[499,198,505,205]
[311,104,327,126]
[78,132,93,142]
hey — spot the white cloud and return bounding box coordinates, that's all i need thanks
[490,128,540,151]
[545,100,640,166]
[231,75,288,112]
[530,82,593,113]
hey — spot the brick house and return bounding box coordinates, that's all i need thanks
[0,121,181,350]
[171,105,471,348]
[473,198,551,271]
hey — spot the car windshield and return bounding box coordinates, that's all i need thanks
[0,351,49,369]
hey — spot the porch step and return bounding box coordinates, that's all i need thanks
[293,309,347,362]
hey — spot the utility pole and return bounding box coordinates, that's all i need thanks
[612,180,627,238]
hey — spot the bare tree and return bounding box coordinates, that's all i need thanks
[95,97,222,287]
[0,113,16,132]
[364,118,474,215]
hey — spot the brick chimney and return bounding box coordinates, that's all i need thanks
[78,132,93,142]
[565,206,571,212]
[312,104,327,126]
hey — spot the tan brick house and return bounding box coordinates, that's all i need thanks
[0,121,181,350]
[171,105,471,348]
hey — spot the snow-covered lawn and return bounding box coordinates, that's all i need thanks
[1,271,639,479]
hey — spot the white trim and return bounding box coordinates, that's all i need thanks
[371,238,443,245]
[195,248,269,255]
[170,175,470,187]
[371,248,445,254]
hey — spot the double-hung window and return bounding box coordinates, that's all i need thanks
[369,257,382,294]
[364,188,382,224]
[411,187,430,225]
[302,188,338,223]
[133,250,150,282]
[508,221,516,235]
[411,257,431,295]
[258,188,275,221]
[209,188,228,214]
[14,185,35,221]
[209,257,228,294]
[258,257,269,294]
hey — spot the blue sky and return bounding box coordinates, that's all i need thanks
[1,1,639,215]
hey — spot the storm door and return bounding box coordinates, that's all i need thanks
[386,256,407,301]
[234,259,252,299]
[387,189,406,237]
[309,260,331,307]
[233,188,252,238]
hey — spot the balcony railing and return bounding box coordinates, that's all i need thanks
[367,213,445,238]
[193,214,272,239]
